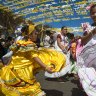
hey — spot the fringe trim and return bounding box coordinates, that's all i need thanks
[37,91,46,96]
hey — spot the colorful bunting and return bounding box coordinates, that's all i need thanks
[1,0,95,31]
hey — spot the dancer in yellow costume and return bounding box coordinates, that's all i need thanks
[0,40,66,96]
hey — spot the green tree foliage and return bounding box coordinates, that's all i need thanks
[0,5,24,33]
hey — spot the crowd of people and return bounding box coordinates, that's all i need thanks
[0,4,96,96]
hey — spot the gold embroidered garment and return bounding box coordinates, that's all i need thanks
[0,43,66,96]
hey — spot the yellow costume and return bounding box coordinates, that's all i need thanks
[0,42,66,96]
[28,24,35,34]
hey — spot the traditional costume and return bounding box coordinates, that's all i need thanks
[77,24,96,96]
[0,40,66,96]
[54,33,68,53]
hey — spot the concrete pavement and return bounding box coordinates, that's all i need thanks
[0,71,86,96]
[36,71,86,96]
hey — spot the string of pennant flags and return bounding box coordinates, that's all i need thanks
[1,0,96,33]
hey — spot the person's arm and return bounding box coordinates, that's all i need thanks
[81,28,96,45]
[33,57,53,73]
[57,35,66,50]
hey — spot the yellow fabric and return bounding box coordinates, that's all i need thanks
[28,24,35,34]
[16,40,34,45]
[0,48,66,96]
[1,82,42,96]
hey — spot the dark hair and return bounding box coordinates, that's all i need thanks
[45,30,51,36]
[61,26,67,31]
[90,4,96,13]
[83,31,88,36]
[7,36,12,41]
[21,25,29,35]
[67,33,74,39]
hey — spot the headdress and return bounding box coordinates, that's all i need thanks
[28,24,35,34]
[86,4,94,10]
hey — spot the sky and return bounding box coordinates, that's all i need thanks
[0,0,95,35]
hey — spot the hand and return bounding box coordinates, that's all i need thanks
[45,66,53,73]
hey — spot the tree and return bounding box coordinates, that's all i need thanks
[0,5,24,34]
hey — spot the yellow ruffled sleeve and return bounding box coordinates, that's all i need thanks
[29,51,39,58]
[32,54,38,58]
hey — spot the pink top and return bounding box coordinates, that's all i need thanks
[76,39,83,58]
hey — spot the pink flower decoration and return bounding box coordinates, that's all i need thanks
[86,4,94,10]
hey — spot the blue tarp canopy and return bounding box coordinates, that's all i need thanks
[0,0,95,35]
